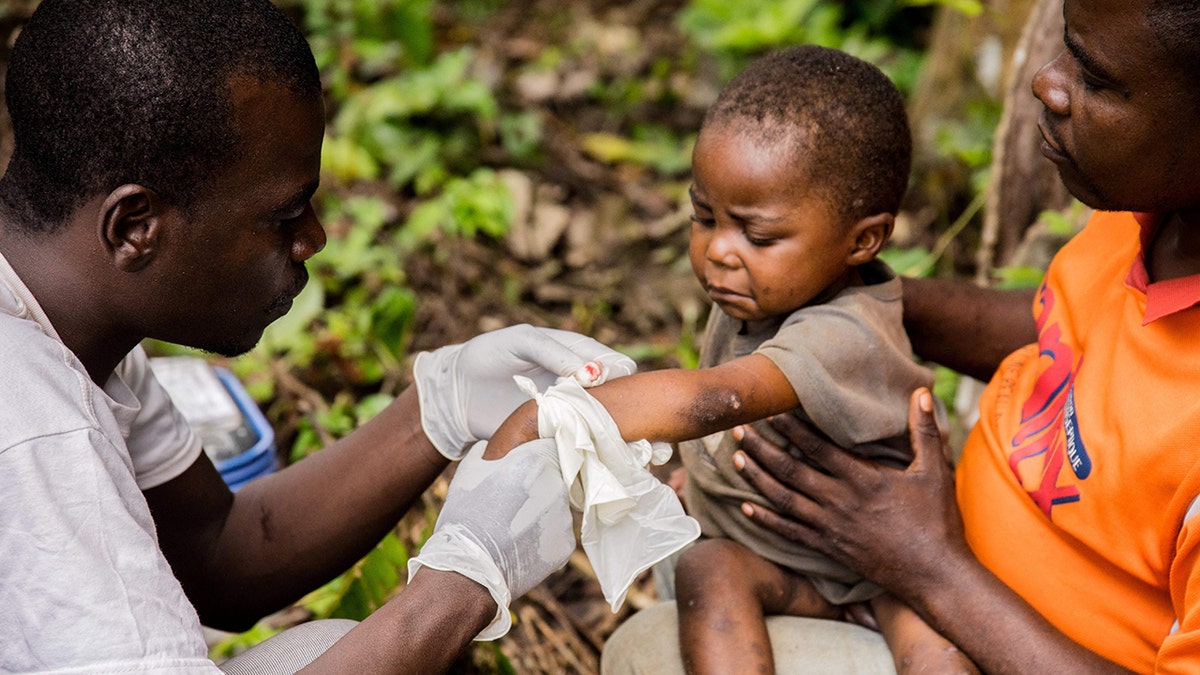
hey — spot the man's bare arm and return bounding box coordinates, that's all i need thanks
[146,386,448,630]
[902,277,1037,381]
[297,569,495,674]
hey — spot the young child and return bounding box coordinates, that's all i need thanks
[488,45,975,674]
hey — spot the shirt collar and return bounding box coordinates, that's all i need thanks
[0,248,62,340]
[1124,212,1200,324]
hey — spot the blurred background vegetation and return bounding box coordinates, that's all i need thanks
[0,0,1085,671]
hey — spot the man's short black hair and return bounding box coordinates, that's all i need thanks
[0,0,321,234]
[702,45,911,222]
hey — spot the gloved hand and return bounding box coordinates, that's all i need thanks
[518,376,699,611]
[408,439,574,640]
[413,324,635,459]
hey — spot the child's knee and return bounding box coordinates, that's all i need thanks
[674,539,753,601]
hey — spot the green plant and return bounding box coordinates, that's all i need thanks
[879,190,988,279]
[935,98,1003,193]
[300,531,413,620]
[289,392,396,462]
[329,48,501,194]
[209,623,285,662]
[581,124,696,176]
[399,168,514,248]
[293,0,436,98]
[904,0,984,18]
[677,0,926,92]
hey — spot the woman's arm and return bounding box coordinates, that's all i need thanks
[902,277,1037,381]
[485,354,798,459]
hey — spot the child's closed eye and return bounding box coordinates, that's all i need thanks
[745,232,776,247]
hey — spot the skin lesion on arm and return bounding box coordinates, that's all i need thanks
[653,355,799,443]
[485,354,799,460]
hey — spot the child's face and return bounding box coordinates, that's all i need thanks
[688,124,856,324]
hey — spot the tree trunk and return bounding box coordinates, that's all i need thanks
[976,0,1074,283]
[902,0,1076,280]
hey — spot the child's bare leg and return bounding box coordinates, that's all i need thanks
[675,538,838,675]
[872,593,979,675]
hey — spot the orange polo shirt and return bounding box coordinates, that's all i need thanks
[958,210,1200,674]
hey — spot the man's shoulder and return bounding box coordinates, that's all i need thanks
[0,310,99,450]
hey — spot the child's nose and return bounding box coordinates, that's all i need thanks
[706,231,741,269]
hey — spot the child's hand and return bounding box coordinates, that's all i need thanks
[841,601,879,631]
[483,400,540,460]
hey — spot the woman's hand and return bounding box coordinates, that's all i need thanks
[731,389,971,600]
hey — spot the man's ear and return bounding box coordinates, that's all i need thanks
[844,212,894,266]
[98,184,166,272]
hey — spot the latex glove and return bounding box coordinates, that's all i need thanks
[414,324,636,459]
[518,376,700,611]
[407,439,574,640]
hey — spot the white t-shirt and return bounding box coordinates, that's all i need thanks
[0,251,218,674]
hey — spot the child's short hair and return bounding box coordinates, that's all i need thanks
[703,45,912,222]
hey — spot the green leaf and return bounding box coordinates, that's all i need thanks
[932,366,960,420]
[290,423,324,463]
[369,287,416,357]
[330,577,371,620]
[376,532,409,568]
[878,246,934,278]
[1039,209,1076,237]
[993,265,1045,290]
[319,134,379,183]
[208,622,283,661]
[903,0,984,18]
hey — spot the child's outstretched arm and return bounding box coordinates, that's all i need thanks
[484,354,798,459]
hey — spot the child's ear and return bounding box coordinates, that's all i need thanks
[844,212,894,266]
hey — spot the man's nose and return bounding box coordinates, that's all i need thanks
[291,207,327,262]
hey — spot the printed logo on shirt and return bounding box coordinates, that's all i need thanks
[1063,383,1091,479]
[1005,283,1088,519]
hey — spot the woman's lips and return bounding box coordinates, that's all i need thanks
[1038,123,1069,164]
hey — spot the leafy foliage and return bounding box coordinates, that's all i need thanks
[677,0,927,92]
[300,532,414,620]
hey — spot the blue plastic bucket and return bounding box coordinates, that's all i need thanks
[211,368,277,491]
